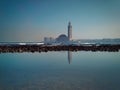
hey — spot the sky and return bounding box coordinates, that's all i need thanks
[0,0,120,42]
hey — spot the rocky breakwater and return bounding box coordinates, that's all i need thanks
[0,44,120,53]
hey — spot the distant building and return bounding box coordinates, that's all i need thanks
[44,37,55,45]
[68,21,72,41]
[44,22,73,45]
[56,34,69,44]
[55,22,73,44]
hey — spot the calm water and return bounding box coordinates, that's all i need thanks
[0,51,120,90]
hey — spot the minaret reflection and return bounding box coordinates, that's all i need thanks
[68,51,72,64]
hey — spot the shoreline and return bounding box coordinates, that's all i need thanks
[0,44,120,53]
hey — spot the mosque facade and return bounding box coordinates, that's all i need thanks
[44,22,72,45]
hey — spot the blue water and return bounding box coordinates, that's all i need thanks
[0,51,120,90]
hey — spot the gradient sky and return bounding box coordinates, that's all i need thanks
[0,0,120,42]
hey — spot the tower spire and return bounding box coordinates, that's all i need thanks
[68,21,71,26]
[68,21,72,41]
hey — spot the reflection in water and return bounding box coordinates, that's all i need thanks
[68,51,72,64]
[0,52,120,90]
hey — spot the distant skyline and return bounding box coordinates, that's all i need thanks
[0,0,120,42]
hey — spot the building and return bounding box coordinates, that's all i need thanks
[56,34,69,44]
[55,22,72,44]
[44,37,55,45]
[44,22,73,45]
[68,21,72,41]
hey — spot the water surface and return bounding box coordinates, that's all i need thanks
[0,51,120,90]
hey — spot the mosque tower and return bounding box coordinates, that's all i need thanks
[68,21,72,41]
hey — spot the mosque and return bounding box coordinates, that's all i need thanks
[44,22,72,45]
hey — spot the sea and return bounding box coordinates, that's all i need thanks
[0,51,120,90]
[0,39,120,90]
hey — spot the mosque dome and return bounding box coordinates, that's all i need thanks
[56,34,69,43]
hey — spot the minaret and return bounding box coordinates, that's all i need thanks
[68,21,72,41]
